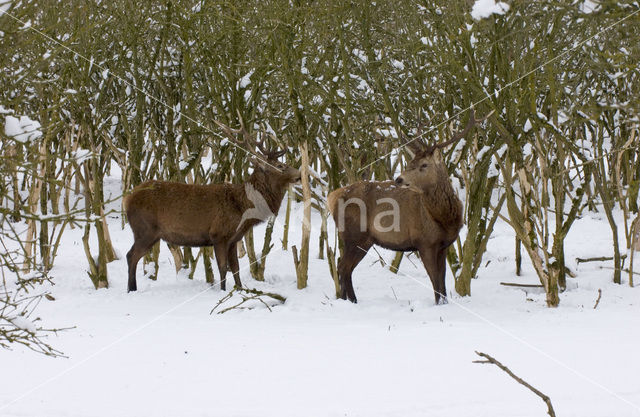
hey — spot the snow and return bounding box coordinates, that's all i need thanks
[471,0,510,20]
[8,316,37,333]
[391,59,405,70]
[4,114,42,142]
[581,0,600,14]
[71,148,92,164]
[0,1,11,14]
[0,170,639,417]
[352,48,368,63]
[238,69,254,89]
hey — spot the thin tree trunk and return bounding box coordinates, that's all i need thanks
[293,141,311,289]
[143,242,160,281]
[282,184,293,250]
[390,252,403,274]
[202,247,215,284]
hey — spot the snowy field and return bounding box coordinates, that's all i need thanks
[1,174,639,417]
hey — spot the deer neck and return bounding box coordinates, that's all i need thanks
[420,169,463,232]
[246,169,288,215]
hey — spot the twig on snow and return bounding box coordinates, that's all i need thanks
[210,287,286,315]
[500,282,544,288]
[473,351,556,417]
[593,288,602,309]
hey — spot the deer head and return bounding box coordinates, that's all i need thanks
[214,116,301,184]
[395,109,492,190]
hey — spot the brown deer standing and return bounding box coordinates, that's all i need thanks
[124,121,301,292]
[328,110,488,304]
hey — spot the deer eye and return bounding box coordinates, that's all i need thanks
[421,163,428,169]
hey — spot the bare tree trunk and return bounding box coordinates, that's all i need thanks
[143,242,160,281]
[246,218,276,281]
[202,247,215,284]
[327,245,340,298]
[167,243,184,273]
[293,141,311,289]
[629,215,640,287]
[23,172,42,273]
[390,252,403,274]
[318,207,328,260]
[281,184,292,250]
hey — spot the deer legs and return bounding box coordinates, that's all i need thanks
[227,244,242,288]
[214,242,243,291]
[418,246,448,304]
[126,236,159,292]
[213,243,229,291]
[436,248,448,304]
[337,241,371,303]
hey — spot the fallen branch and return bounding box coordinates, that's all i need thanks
[576,255,626,264]
[210,287,286,315]
[500,282,544,288]
[598,266,640,276]
[593,289,602,309]
[474,351,556,417]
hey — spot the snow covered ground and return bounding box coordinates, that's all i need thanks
[1,174,639,417]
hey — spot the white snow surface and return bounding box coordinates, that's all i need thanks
[471,0,510,20]
[0,170,639,417]
[581,0,600,14]
[0,0,11,13]
[4,115,42,142]
[238,69,254,89]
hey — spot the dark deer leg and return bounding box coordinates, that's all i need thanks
[436,247,448,304]
[227,243,242,289]
[337,242,370,303]
[126,237,159,292]
[418,246,444,304]
[213,243,229,291]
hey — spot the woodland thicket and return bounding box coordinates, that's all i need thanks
[1,0,639,350]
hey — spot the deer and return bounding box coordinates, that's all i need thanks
[124,120,301,293]
[328,109,489,304]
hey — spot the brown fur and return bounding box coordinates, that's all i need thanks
[125,158,300,292]
[329,146,465,305]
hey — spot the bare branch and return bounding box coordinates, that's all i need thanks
[210,287,286,314]
[474,351,556,417]
[431,109,495,151]
[593,288,602,309]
